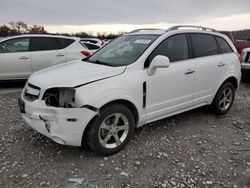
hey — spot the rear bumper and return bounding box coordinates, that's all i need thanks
[21,97,97,146]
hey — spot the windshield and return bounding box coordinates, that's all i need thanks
[87,34,159,66]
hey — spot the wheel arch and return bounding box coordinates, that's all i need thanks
[212,76,238,104]
[81,99,140,147]
[220,76,239,90]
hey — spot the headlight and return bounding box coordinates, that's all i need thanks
[42,87,76,108]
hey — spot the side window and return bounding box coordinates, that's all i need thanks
[84,43,100,50]
[216,37,233,54]
[57,38,75,49]
[30,37,59,51]
[146,34,189,67]
[191,34,218,58]
[0,38,30,53]
[81,39,98,44]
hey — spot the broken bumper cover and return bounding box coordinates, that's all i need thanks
[20,97,97,146]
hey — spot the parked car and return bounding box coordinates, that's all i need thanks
[0,34,90,80]
[80,38,105,47]
[219,31,250,54]
[103,39,113,45]
[19,25,241,155]
[80,41,101,54]
[241,47,250,79]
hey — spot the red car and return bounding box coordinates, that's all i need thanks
[219,31,250,54]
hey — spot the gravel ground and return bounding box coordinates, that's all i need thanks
[0,82,250,188]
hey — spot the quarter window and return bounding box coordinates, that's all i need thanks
[191,34,219,58]
[30,37,59,51]
[216,37,233,54]
[146,34,189,67]
[57,38,74,49]
[0,38,30,53]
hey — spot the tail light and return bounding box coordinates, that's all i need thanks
[81,50,91,57]
[236,52,242,63]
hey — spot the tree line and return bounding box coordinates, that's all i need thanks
[0,21,121,39]
[1,21,249,40]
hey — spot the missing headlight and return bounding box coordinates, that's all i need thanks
[42,88,76,108]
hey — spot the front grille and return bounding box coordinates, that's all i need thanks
[23,83,41,102]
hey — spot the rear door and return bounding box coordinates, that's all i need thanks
[30,37,66,72]
[0,37,32,79]
[190,33,226,105]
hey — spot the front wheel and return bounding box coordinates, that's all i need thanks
[87,103,135,155]
[211,82,235,115]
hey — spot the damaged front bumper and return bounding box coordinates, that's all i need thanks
[19,96,97,146]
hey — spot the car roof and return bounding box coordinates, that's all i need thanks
[81,38,101,40]
[126,25,224,37]
[126,29,166,35]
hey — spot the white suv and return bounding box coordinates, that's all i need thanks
[19,26,241,155]
[0,34,90,80]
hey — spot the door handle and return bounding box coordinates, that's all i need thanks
[19,56,29,60]
[56,54,65,57]
[185,69,195,75]
[218,62,225,67]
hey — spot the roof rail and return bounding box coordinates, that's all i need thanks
[129,28,161,34]
[167,25,217,32]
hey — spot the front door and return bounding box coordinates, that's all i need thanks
[144,34,195,122]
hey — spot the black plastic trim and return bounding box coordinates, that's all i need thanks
[143,81,147,108]
[81,105,98,112]
[245,52,250,63]
[28,82,40,90]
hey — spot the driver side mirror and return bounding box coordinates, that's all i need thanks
[147,55,170,76]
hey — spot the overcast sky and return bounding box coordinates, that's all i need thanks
[0,0,250,34]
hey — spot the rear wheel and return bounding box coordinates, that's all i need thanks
[87,103,135,155]
[211,82,235,115]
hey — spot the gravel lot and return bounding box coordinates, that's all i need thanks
[0,82,250,188]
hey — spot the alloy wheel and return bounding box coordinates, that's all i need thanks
[98,113,129,149]
[219,87,233,111]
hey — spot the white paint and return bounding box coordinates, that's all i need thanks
[21,28,241,147]
[0,34,88,80]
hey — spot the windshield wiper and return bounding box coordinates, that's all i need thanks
[88,60,116,67]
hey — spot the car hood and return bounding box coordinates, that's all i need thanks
[29,60,126,89]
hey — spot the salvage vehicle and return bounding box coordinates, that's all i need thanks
[19,25,241,155]
[0,35,91,80]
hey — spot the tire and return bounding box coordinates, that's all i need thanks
[211,82,235,115]
[87,103,135,155]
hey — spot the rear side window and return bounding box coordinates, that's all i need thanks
[57,38,74,49]
[30,37,59,51]
[83,43,100,50]
[146,34,189,66]
[191,34,218,58]
[0,38,30,53]
[216,37,233,54]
